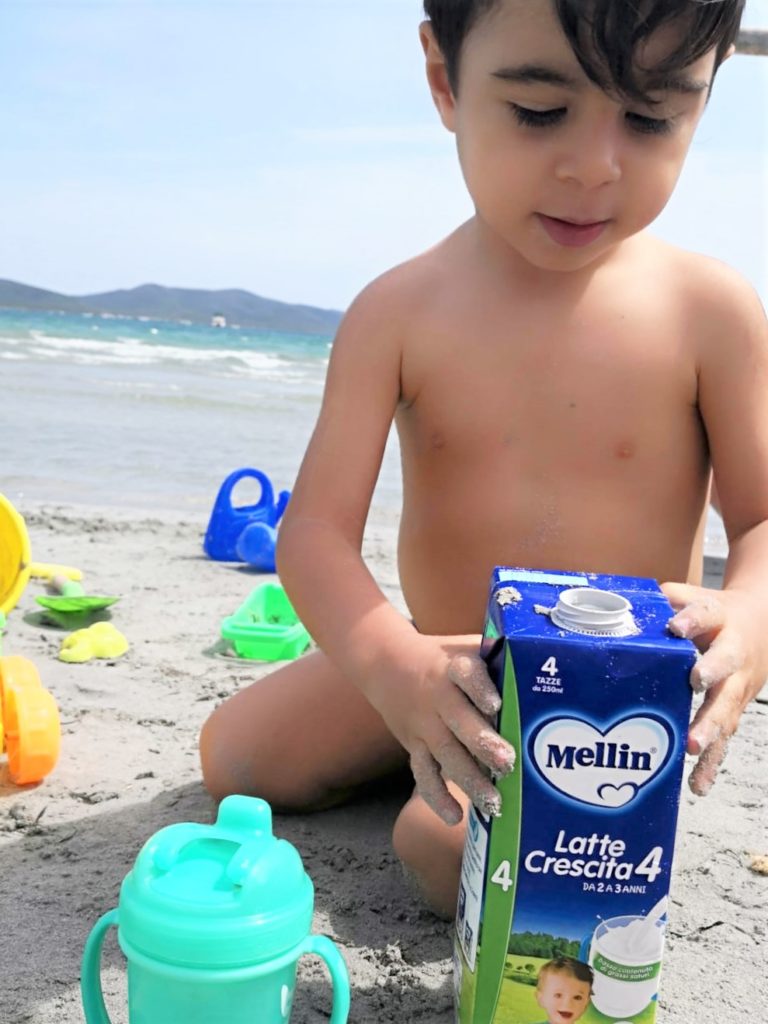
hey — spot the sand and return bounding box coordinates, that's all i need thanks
[0,504,765,1024]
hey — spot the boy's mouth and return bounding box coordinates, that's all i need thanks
[537,213,609,248]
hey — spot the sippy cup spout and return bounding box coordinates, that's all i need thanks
[217,793,272,835]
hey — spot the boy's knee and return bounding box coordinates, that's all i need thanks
[199,706,341,810]
[392,795,465,919]
[391,798,423,867]
[392,796,459,870]
[199,712,245,802]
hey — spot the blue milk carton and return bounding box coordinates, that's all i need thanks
[454,568,696,1024]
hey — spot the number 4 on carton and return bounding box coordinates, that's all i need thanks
[490,860,515,893]
[636,846,664,883]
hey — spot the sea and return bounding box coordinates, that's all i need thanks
[0,308,728,556]
[0,308,403,519]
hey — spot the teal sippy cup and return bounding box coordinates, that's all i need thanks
[81,796,350,1024]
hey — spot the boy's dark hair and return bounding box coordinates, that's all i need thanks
[537,955,594,988]
[423,0,745,101]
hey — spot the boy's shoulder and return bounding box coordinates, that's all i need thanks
[639,234,762,319]
[327,242,456,368]
[346,234,458,323]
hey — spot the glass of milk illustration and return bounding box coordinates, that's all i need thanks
[589,910,665,1018]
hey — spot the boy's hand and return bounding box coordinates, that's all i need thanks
[662,582,767,796]
[363,634,515,825]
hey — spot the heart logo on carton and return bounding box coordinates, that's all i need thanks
[595,783,638,808]
[528,715,675,808]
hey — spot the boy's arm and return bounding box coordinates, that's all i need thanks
[277,275,514,823]
[663,266,768,795]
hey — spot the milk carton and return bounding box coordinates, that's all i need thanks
[454,568,695,1024]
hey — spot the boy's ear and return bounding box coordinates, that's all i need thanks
[419,20,457,132]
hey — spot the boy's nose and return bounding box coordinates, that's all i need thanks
[554,132,622,189]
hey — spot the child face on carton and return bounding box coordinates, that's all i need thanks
[536,967,592,1024]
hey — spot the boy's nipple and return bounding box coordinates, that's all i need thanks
[614,440,636,460]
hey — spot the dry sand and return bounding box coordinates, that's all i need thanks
[0,504,765,1023]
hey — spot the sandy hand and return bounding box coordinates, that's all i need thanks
[365,635,515,825]
[662,582,766,796]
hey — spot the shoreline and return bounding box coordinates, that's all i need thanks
[0,503,763,1024]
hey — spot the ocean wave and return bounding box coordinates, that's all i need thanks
[0,330,325,381]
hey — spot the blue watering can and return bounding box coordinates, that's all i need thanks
[203,468,290,571]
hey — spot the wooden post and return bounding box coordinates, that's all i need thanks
[736,30,768,56]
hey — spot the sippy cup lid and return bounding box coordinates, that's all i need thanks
[117,796,315,968]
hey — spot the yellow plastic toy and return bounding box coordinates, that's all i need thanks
[0,493,82,615]
[59,622,129,664]
[0,642,61,785]
[0,495,32,616]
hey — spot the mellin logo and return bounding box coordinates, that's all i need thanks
[528,715,675,808]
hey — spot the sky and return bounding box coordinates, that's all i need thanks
[1,0,766,312]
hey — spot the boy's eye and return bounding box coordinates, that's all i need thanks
[625,111,673,136]
[508,103,566,129]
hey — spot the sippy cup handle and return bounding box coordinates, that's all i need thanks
[81,909,119,1024]
[301,935,351,1024]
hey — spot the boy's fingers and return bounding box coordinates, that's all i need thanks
[690,634,745,693]
[447,653,501,716]
[666,595,726,647]
[660,581,706,610]
[688,724,729,797]
[410,742,463,824]
[433,736,502,818]
[439,687,516,777]
[686,672,749,795]
[688,671,750,754]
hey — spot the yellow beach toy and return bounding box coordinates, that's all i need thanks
[59,622,129,664]
[0,495,32,616]
[0,493,82,615]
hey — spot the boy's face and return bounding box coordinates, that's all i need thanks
[422,0,718,274]
[536,970,591,1023]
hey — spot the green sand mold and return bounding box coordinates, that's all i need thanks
[221,583,311,661]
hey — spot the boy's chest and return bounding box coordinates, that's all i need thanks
[398,307,698,471]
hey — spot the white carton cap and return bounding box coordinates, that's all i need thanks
[550,588,637,637]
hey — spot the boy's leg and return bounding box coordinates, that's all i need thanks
[200,650,408,809]
[392,782,468,919]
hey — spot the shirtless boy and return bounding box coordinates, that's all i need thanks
[201,0,768,917]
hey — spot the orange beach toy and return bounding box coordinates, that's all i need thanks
[0,492,63,783]
[0,649,61,785]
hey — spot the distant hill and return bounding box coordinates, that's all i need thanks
[0,278,343,335]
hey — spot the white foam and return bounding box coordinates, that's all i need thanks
[0,330,321,381]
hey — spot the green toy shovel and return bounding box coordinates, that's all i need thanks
[36,576,120,629]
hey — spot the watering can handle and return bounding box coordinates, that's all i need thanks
[302,935,351,1024]
[81,908,118,1024]
[221,468,275,510]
